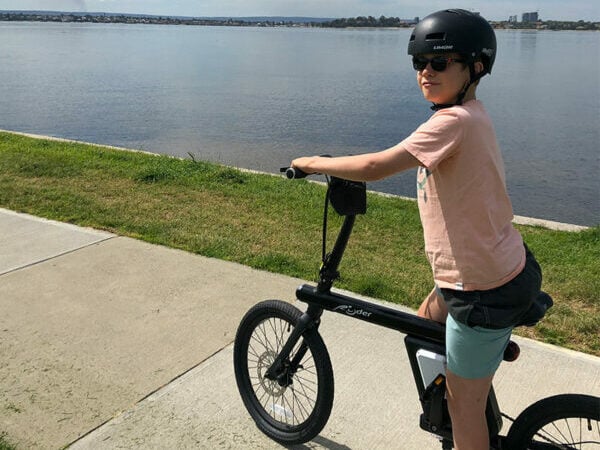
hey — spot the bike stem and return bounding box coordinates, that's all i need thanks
[318,214,356,293]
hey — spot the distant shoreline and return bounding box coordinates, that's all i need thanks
[1,11,598,31]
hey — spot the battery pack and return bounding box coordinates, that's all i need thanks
[416,349,446,388]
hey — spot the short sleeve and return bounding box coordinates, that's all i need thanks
[400,109,464,171]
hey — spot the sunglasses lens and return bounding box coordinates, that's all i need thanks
[412,57,451,72]
[412,57,429,71]
[430,57,449,71]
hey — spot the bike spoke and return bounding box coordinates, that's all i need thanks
[288,386,311,423]
[282,391,300,424]
[531,417,600,449]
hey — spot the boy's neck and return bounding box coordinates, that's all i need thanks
[461,84,478,103]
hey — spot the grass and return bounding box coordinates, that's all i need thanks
[0,433,16,450]
[0,131,598,356]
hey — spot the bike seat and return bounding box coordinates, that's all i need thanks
[503,340,520,362]
[517,291,554,327]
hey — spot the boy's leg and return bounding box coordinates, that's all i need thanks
[444,313,513,450]
[418,286,448,323]
[446,369,494,450]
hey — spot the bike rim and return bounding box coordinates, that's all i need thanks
[527,417,600,449]
[247,316,319,429]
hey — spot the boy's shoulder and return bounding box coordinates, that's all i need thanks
[426,101,493,139]
[441,100,490,124]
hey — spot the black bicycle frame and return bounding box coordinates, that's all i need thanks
[296,284,445,343]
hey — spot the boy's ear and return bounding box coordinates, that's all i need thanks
[474,61,484,75]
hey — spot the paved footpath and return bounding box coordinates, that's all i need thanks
[1,208,598,449]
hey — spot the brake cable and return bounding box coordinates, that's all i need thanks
[322,175,331,265]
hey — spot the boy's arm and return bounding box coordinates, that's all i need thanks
[291,144,420,182]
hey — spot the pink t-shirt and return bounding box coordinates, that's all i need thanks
[401,100,525,291]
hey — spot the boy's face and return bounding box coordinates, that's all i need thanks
[415,53,472,105]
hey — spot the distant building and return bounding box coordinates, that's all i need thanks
[522,12,539,23]
[396,17,419,25]
[508,15,518,23]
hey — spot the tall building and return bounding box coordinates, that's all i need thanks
[522,12,539,22]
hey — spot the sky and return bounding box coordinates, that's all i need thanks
[0,0,598,22]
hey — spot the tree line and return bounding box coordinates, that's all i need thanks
[317,16,417,28]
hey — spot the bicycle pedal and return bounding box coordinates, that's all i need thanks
[503,340,520,362]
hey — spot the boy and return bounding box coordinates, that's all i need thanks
[291,9,542,450]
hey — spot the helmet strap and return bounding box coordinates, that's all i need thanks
[430,79,472,111]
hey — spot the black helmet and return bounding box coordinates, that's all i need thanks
[408,9,496,75]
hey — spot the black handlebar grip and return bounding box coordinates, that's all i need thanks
[280,167,308,179]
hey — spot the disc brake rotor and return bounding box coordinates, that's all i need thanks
[257,350,287,397]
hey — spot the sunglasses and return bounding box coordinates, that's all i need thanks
[412,56,465,72]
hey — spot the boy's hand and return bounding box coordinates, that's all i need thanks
[291,156,317,174]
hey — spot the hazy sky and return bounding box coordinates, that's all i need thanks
[0,0,598,22]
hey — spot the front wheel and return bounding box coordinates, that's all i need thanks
[505,394,600,449]
[233,300,334,445]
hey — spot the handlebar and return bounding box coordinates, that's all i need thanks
[281,155,331,179]
[280,166,308,179]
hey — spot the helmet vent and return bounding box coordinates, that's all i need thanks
[426,32,446,41]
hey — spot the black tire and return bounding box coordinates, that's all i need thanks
[233,300,334,445]
[506,394,600,449]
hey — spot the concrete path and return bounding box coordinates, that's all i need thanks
[1,208,598,449]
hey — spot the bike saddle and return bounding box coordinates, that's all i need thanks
[517,291,554,327]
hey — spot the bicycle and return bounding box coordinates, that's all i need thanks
[233,168,600,449]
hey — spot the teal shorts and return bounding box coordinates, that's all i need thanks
[445,313,512,379]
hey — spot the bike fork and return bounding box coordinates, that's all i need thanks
[264,304,323,383]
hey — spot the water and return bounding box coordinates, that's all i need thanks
[1,22,598,226]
